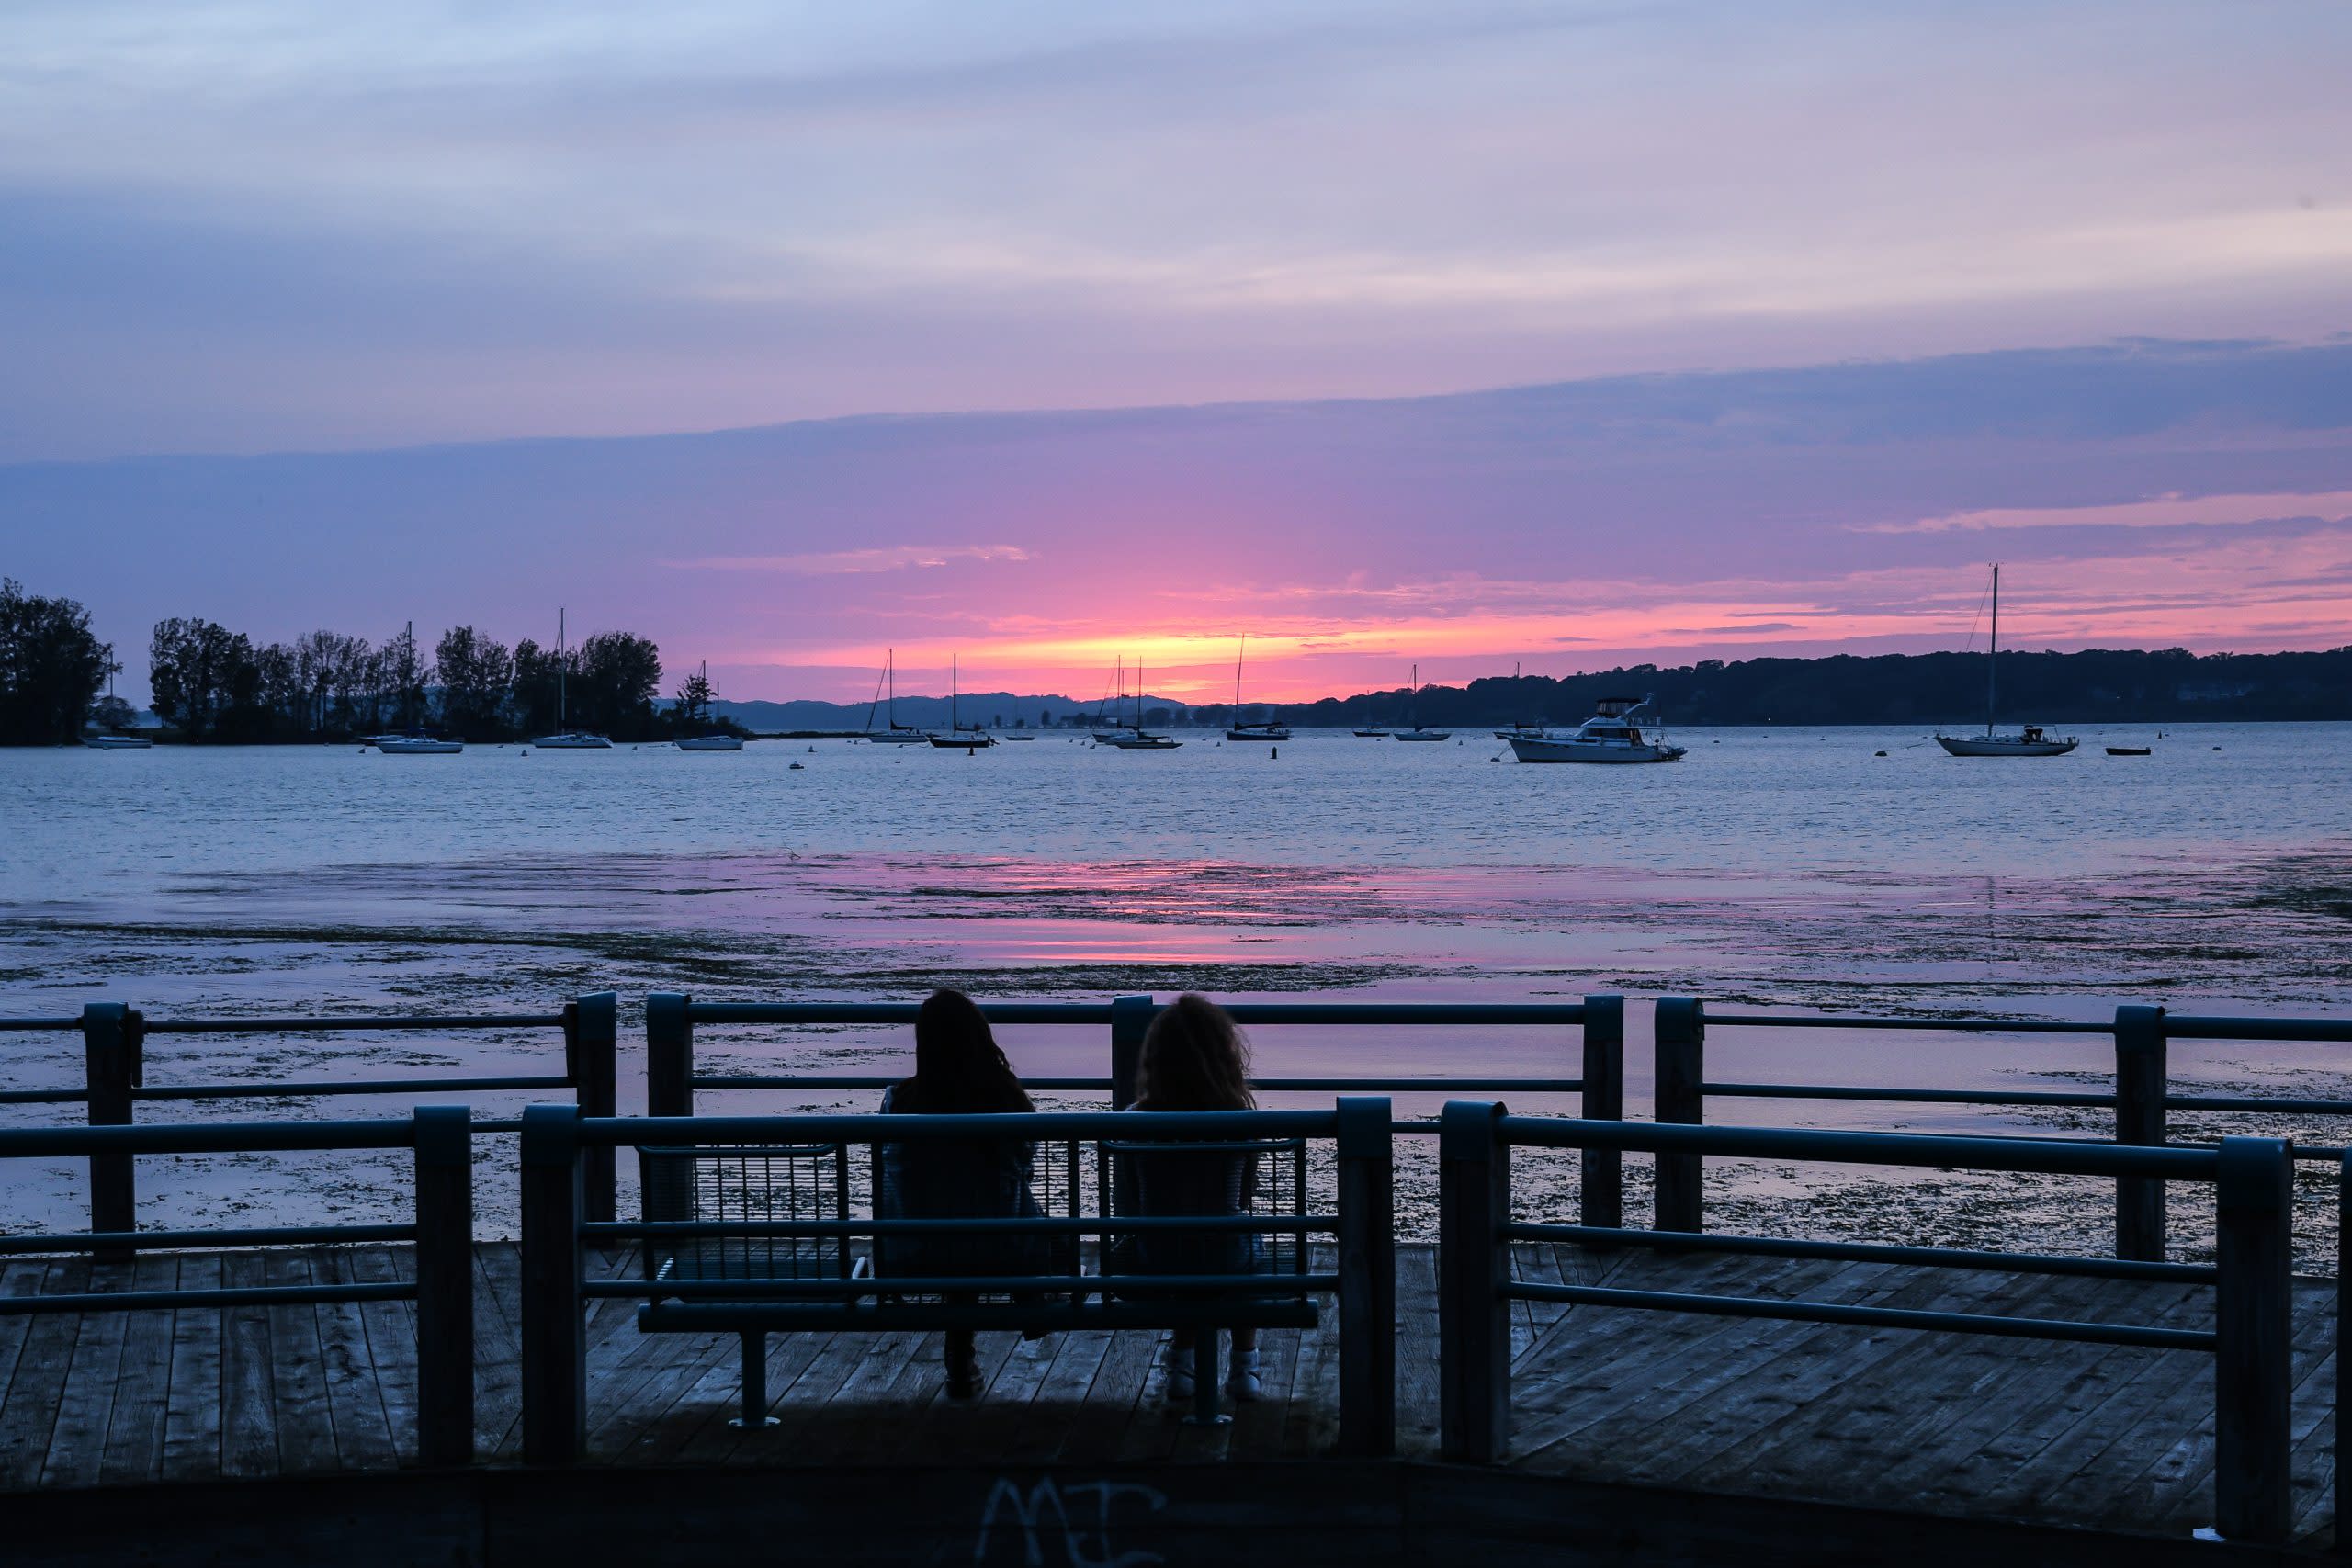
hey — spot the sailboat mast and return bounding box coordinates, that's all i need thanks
[952,654,958,733]
[1986,564,2000,737]
[1235,636,1245,713]
[558,608,567,729]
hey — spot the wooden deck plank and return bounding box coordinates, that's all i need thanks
[1051,1320,1159,1463]
[218,1250,279,1479]
[261,1252,336,1476]
[0,1260,44,1411]
[36,1258,128,1489]
[0,1261,84,1490]
[311,1249,399,1472]
[96,1253,179,1486]
[465,1245,525,1460]
[345,1247,420,1466]
[1005,1328,1114,1463]
[159,1254,223,1483]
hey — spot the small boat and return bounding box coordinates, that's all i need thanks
[1934,566,2077,757]
[2106,746,2152,757]
[675,733,745,751]
[929,654,998,748]
[1000,732,1037,740]
[1225,636,1291,742]
[1095,656,1180,749]
[1493,663,1548,740]
[863,648,933,743]
[1505,694,1685,763]
[374,732,464,754]
[83,734,153,750]
[534,610,612,748]
[1352,728,1390,739]
[1393,664,1451,741]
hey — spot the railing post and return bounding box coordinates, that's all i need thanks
[519,1104,586,1465]
[1653,998,1705,1234]
[1336,1095,1396,1458]
[645,991,693,1119]
[2115,1004,2168,1261]
[80,1002,140,1246]
[570,992,619,1224]
[1579,994,1624,1231]
[1109,994,1153,1110]
[413,1105,474,1468]
[2214,1135,2292,1544]
[1439,1100,1510,1462]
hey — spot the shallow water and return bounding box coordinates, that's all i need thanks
[1,723,2346,1241]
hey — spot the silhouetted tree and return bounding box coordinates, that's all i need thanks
[673,666,713,728]
[435,626,514,739]
[575,630,662,739]
[149,617,264,740]
[0,581,115,745]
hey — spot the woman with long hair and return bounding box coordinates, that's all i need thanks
[878,988,1040,1398]
[1123,993,1265,1405]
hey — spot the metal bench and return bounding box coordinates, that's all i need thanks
[634,1122,1325,1426]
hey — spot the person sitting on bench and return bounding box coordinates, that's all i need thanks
[1118,993,1264,1405]
[876,988,1046,1400]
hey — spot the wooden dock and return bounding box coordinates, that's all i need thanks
[0,1240,2335,1551]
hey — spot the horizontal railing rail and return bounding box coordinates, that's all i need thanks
[1654,998,2352,1261]
[0,996,618,1229]
[1437,1100,2298,1545]
[649,990,1632,1228]
[0,1110,476,1467]
[516,1100,1397,1460]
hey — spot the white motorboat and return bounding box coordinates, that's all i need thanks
[675,734,745,751]
[83,734,153,750]
[863,648,933,743]
[1225,636,1291,741]
[374,733,465,754]
[929,653,998,748]
[534,610,613,748]
[1393,664,1451,740]
[1934,565,2077,757]
[1505,695,1685,763]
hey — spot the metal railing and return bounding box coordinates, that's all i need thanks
[1654,998,2352,1259]
[0,1110,477,1467]
[1435,1101,2299,1544]
[514,1102,1396,1462]
[0,996,619,1227]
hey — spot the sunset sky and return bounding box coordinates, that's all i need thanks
[3,2,2349,702]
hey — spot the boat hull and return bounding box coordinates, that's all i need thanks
[866,731,932,744]
[1393,730,1451,742]
[1098,736,1180,749]
[1506,736,1684,763]
[1226,727,1291,741]
[375,739,464,754]
[82,735,153,750]
[675,736,746,751]
[1935,736,2076,757]
[1351,729,1389,738]
[929,733,998,748]
[533,733,612,750]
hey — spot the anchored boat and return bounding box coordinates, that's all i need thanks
[1095,655,1179,749]
[1935,565,2077,757]
[863,648,932,743]
[1225,636,1290,742]
[929,654,997,748]
[1505,695,1685,763]
[1393,663,1450,741]
[534,609,613,749]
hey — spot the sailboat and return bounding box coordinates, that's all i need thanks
[1097,657,1181,748]
[536,609,613,748]
[1934,566,2077,757]
[674,662,746,750]
[1492,661,1548,741]
[864,648,932,743]
[84,667,153,748]
[1393,664,1450,741]
[1225,636,1290,741]
[374,620,465,752]
[928,654,998,747]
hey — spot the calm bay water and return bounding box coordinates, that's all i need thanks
[1,723,2347,1236]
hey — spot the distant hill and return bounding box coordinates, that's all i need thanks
[721,646,2352,730]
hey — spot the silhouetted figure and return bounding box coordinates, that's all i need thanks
[1117,993,1265,1405]
[877,989,1043,1399]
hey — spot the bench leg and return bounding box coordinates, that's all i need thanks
[1184,1331,1228,1427]
[730,1331,781,1429]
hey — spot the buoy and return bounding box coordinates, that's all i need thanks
[1270,747,1278,760]
[1874,750,1887,757]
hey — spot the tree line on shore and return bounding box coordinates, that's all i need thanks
[0,581,741,743]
